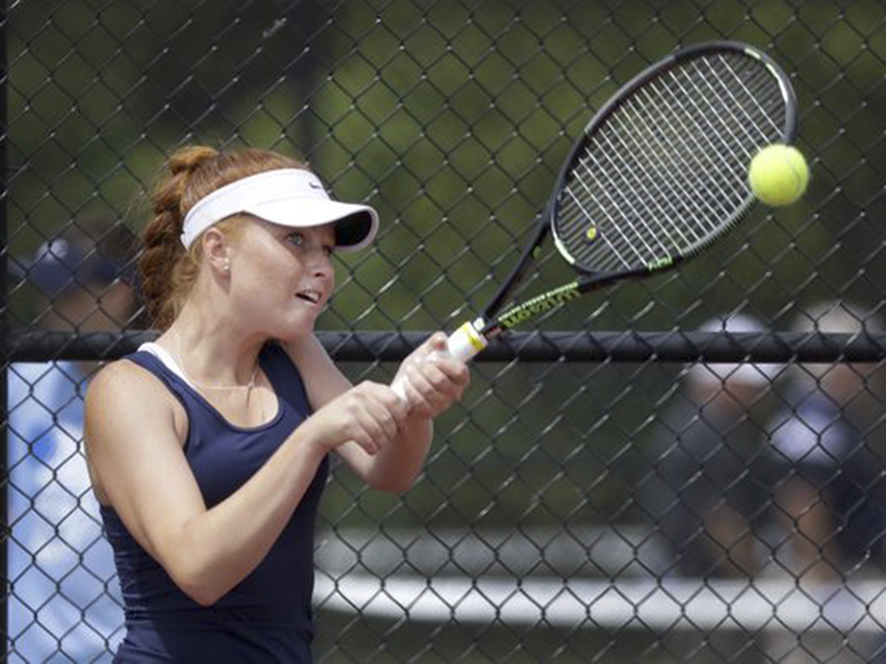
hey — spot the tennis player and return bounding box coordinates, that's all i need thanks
[84,145,469,662]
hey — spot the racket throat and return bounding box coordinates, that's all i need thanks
[490,281,583,333]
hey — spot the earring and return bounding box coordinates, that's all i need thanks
[223,259,231,273]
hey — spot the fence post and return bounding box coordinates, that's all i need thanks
[1,0,8,658]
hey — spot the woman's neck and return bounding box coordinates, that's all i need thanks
[162,308,266,388]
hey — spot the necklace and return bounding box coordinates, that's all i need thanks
[171,328,259,391]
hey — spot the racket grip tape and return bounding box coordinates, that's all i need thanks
[390,321,487,403]
[445,320,489,362]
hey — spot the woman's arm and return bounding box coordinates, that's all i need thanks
[285,333,469,492]
[85,359,402,605]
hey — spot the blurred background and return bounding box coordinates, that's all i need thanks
[2,1,885,662]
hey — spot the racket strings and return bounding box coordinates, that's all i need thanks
[694,56,787,146]
[636,61,767,221]
[677,57,785,185]
[595,89,723,253]
[561,95,708,270]
[561,114,724,271]
[610,58,780,257]
[555,51,789,273]
[570,135,689,269]
[576,59,780,266]
[562,96,728,272]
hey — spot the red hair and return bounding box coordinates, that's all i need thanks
[138,146,304,330]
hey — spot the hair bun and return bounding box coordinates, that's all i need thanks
[168,146,219,177]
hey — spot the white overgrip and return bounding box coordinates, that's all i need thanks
[443,320,489,362]
[391,321,488,404]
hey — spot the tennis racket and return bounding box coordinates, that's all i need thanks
[392,40,797,400]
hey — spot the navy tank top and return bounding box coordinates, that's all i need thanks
[100,342,329,663]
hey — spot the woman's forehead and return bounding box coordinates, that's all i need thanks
[248,216,336,241]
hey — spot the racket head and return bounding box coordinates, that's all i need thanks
[550,41,798,281]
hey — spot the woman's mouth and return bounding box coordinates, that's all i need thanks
[295,290,322,305]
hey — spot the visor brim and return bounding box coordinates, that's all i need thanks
[245,199,379,253]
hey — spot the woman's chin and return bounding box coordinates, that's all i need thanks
[274,319,317,343]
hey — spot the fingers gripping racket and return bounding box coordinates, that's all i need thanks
[392,41,797,400]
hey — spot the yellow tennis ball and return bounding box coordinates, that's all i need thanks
[748,144,809,206]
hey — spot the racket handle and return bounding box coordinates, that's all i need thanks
[391,321,488,403]
[444,321,489,362]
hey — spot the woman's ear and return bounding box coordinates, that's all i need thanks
[202,227,232,276]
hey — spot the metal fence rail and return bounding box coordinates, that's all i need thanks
[3,1,885,662]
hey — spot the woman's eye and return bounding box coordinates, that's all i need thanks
[284,232,333,257]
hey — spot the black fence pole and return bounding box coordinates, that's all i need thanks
[1,0,9,658]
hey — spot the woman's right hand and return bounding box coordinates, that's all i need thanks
[300,381,408,457]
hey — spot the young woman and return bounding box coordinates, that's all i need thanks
[84,145,469,662]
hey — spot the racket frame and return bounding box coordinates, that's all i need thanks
[478,40,798,340]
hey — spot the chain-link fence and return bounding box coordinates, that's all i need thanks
[3,1,886,662]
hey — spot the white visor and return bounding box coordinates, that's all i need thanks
[180,169,379,252]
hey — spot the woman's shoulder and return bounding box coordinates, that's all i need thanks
[86,355,189,447]
[93,353,159,382]
[87,354,179,409]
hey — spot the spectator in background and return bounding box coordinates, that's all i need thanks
[768,301,886,584]
[6,226,139,662]
[646,314,780,578]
